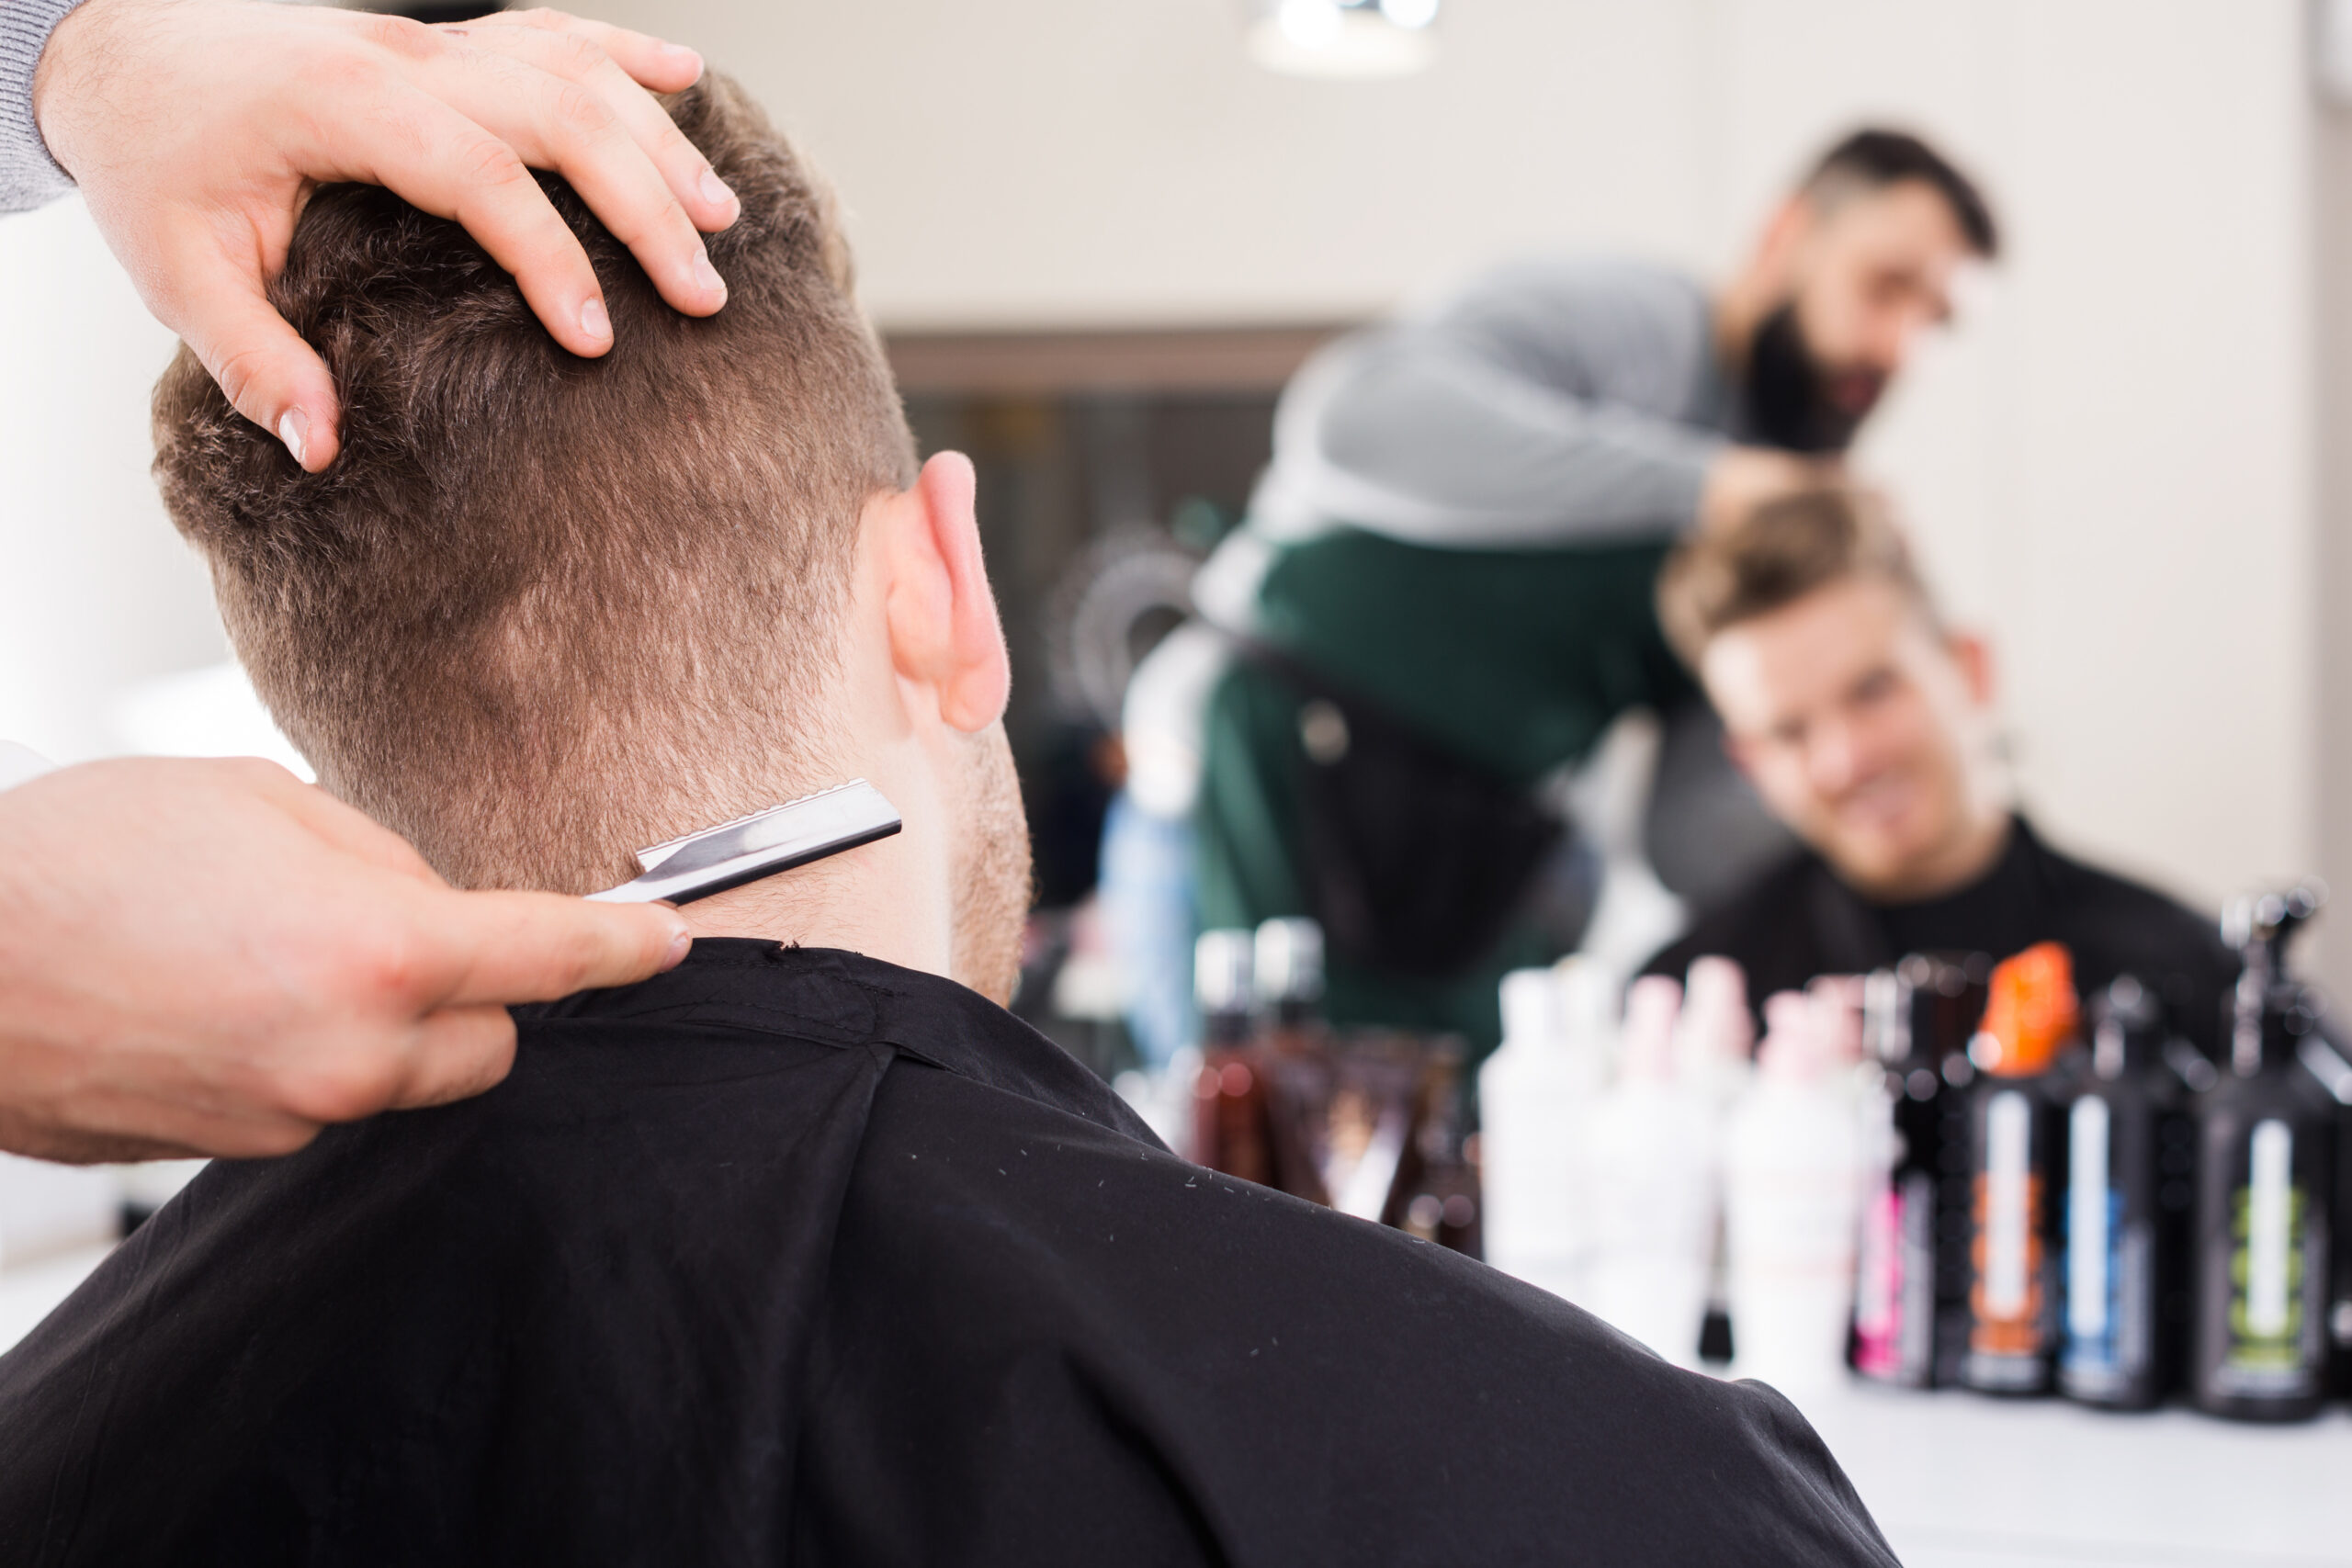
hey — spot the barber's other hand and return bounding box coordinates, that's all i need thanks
[30,1,738,473]
[1698,446,1839,535]
[0,758,690,1164]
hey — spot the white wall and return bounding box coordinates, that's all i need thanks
[602,0,2320,932]
[0,0,2322,953]
[0,197,225,762]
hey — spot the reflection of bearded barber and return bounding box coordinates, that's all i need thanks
[1136,130,1996,1058]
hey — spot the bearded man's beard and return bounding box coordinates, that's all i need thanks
[1744,300,1879,455]
[950,724,1034,1005]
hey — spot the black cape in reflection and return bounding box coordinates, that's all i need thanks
[1646,815,2240,1052]
[0,941,1894,1567]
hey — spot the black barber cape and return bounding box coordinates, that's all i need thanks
[0,941,1894,1567]
[1646,815,2238,1050]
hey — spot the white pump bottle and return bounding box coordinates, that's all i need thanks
[1479,960,1614,1303]
[1585,975,1719,1365]
[1724,991,1866,1393]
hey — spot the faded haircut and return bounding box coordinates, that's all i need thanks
[1802,127,1999,259]
[1656,487,1940,670]
[153,74,918,895]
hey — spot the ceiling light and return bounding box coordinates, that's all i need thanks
[1246,0,1441,81]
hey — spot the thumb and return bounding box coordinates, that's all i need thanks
[172,252,344,471]
[381,1003,522,1113]
[419,886,691,1009]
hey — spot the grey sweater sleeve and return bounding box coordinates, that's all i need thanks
[0,0,85,213]
[1252,258,1731,549]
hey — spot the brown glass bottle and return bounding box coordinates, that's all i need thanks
[1191,929,1274,1187]
[1253,918,1338,1204]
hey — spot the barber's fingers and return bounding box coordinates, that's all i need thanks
[3,1110,295,1165]
[464,9,707,96]
[379,1003,520,1111]
[407,886,691,1013]
[175,11,729,466]
[447,14,738,232]
[161,239,345,472]
[410,43,727,316]
[315,85,616,358]
[29,1089,316,1162]
[4,1126,205,1166]
[301,894,681,1118]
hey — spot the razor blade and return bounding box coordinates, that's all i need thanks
[587,779,901,905]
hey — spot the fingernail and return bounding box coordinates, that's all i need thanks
[665,43,705,80]
[692,248,727,301]
[581,296,611,344]
[662,924,693,971]
[698,165,736,212]
[277,408,309,468]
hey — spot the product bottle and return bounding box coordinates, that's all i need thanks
[1321,1030,1422,1222]
[1808,975,1868,1072]
[1393,1038,1482,1258]
[1252,917,1337,1203]
[1962,942,2076,1395]
[1586,976,1718,1366]
[1675,955,1753,1361]
[2058,975,2188,1410]
[1724,992,1864,1392]
[1676,955,1756,1109]
[1928,954,1995,1385]
[1810,974,1884,1186]
[2191,886,2336,1421]
[1479,960,1614,1303]
[1254,917,1326,1039]
[1191,929,1273,1187]
[1852,964,1916,1383]
[1850,953,1991,1387]
[2299,1023,2352,1397]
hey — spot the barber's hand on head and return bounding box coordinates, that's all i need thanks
[30,1,738,473]
[0,758,690,1164]
[1698,446,1840,535]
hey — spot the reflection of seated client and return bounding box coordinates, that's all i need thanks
[1643,488,2234,1044]
[0,80,1895,1565]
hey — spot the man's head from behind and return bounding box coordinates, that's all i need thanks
[154,75,1032,1001]
[1658,488,2007,901]
[1735,128,1998,453]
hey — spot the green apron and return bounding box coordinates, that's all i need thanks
[1193,526,1695,1057]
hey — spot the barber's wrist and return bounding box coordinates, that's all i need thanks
[1668,439,1727,536]
[1697,446,1835,536]
[3,0,89,210]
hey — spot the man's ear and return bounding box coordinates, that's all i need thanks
[884,451,1010,734]
[1747,195,1815,298]
[1948,629,1996,707]
[1718,722,1766,789]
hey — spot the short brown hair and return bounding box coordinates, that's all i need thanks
[153,74,917,894]
[1657,487,1937,669]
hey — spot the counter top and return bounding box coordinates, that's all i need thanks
[1792,1381,2352,1567]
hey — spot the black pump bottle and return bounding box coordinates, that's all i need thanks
[2190,886,2336,1421]
[2057,976,2192,1410]
[1852,953,1988,1389]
